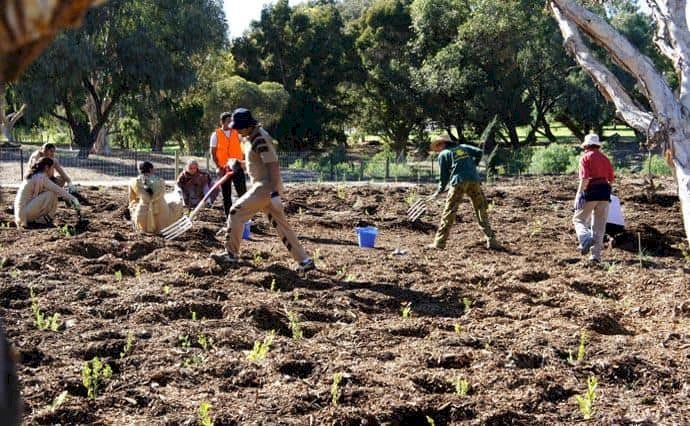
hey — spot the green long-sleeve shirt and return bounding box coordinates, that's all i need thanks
[437,144,483,193]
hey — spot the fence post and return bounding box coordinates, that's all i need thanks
[174,150,179,179]
[330,155,335,181]
[20,150,24,181]
[430,157,434,181]
[134,150,138,174]
[385,156,390,181]
[359,160,364,181]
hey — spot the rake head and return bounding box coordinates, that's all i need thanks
[406,199,427,222]
[161,215,193,240]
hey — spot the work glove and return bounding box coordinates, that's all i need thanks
[573,191,585,211]
[68,183,77,194]
[270,191,283,211]
[70,197,81,212]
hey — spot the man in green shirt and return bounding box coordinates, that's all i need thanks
[426,134,498,250]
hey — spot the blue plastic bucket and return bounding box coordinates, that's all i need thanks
[355,226,378,248]
[242,221,252,240]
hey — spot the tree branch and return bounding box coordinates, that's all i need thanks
[550,3,656,135]
[7,103,26,126]
[550,0,679,123]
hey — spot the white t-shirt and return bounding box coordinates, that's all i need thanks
[209,129,232,148]
[608,195,624,226]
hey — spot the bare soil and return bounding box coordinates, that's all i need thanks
[0,176,688,425]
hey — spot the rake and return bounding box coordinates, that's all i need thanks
[161,171,233,240]
[407,198,428,222]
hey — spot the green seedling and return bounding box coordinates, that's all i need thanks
[568,330,587,364]
[293,290,300,302]
[30,288,61,331]
[0,257,7,269]
[179,334,191,349]
[247,330,275,362]
[401,302,412,319]
[453,323,462,335]
[426,416,436,426]
[114,270,123,282]
[9,269,19,279]
[47,390,69,413]
[81,357,112,400]
[198,401,213,426]
[198,334,213,351]
[191,310,198,321]
[120,331,135,358]
[454,378,469,396]
[286,310,303,340]
[331,372,343,406]
[462,297,472,312]
[313,248,321,262]
[162,285,171,295]
[576,376,598,420]
[344,274,356,282]
[336,186,347,200]
[253,252,265,266]
[270,278,278,292]
[57,224,75,237]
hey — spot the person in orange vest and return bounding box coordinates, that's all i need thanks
[210,111,247,217]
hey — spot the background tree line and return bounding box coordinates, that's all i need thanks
[0,0,673,158]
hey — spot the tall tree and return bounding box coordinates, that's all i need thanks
[549,0,690,243]
[0,82,26,143]
[16,0,226,156]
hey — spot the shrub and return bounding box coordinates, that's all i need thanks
[646,154,673,176]
[528,144,579,175]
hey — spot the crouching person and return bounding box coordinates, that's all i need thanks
[129,161,184,234]
[211,108,315,273]
[14,157,81,228]
[176,160,214,208]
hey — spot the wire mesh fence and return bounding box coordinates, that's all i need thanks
[0,145,440,185]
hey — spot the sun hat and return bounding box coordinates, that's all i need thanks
[431,134,453,151]
[230,108,258,130]
[581,133,601,148]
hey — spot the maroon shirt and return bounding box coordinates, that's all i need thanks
[579,149,614,187]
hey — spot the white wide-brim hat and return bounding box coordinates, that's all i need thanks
[581,133,601,148]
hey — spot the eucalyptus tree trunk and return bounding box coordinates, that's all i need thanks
[0,82,26,143]
[550,0,690,244]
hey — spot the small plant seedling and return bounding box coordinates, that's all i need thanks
[30,288,61,331]
[114,270,123,282]
[454,378,469,396]
[120,331,135,358]
[426,416,436,426]
[336,186,347,200]
[253,252,265,266]
[270,278,278,292]
[568,330,587,364]
[529,220,543,237]
[576,376,598,420]
[462,297,472,312]
[198,401,213,426]
[81,357,113,400]
[313,248,321,262]
[287,310,303,340]
[162,285,171,295]
[344,274,356,282]
[293,290,300,302]
[47,390,68,413]
[57,224,75,238]
[0,257,7,269]
[401,302,412,319]
[331,372,343,406]
[198,334,213,351]
[453,323,462,335]
[9,269,19,279]
[191,310,198,321]
[247,330,275,362]
[179,334,191,350]
[404,189,418,206]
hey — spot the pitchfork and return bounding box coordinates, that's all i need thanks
[161,171,233,240]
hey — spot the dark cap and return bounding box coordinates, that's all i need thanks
[230,108,258,129]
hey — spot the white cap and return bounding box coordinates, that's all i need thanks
[581,133,601,148]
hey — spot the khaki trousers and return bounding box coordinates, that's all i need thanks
[434,181,495,248]
[225,182,307,262]
[18,191,58,226]
[573,200,609,259]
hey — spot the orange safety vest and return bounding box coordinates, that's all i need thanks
[214,128,243,168]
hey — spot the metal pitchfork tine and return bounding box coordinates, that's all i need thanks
[406,198,427,222]
[161,171,233,240]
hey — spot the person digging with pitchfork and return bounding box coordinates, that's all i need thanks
[425,134,499,250]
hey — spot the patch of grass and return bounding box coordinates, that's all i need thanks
[198,401,213,426]
[401,302,412,320]
[576,376,598,420]
[81,357,112,400]
[30,288,61,332]
[247,330,275,363]
[120,331,135,358]
[454,378,469,396]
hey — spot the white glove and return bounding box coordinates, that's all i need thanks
[68,183,77,193]
[573,192,585,211]
[71,198,81,212]
[270,191,282,210]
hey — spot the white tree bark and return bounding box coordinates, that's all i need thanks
[550,0,690,244]
[85,91,112,155]
[0,81,27,144]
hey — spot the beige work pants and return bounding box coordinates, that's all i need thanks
[225,182,307,262]
[17,191,58,226]
[573,200,609,260]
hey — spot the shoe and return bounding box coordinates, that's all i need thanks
[588,256,601,264]
[578,237,593,255]
[211,250,237,265]
[296,258,316,273]
[424,243,442,250]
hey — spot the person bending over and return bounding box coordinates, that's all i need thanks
[128,161,184,234]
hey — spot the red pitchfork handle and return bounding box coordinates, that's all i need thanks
[187,171,233,221]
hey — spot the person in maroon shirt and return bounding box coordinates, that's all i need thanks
[573,133,615,262]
